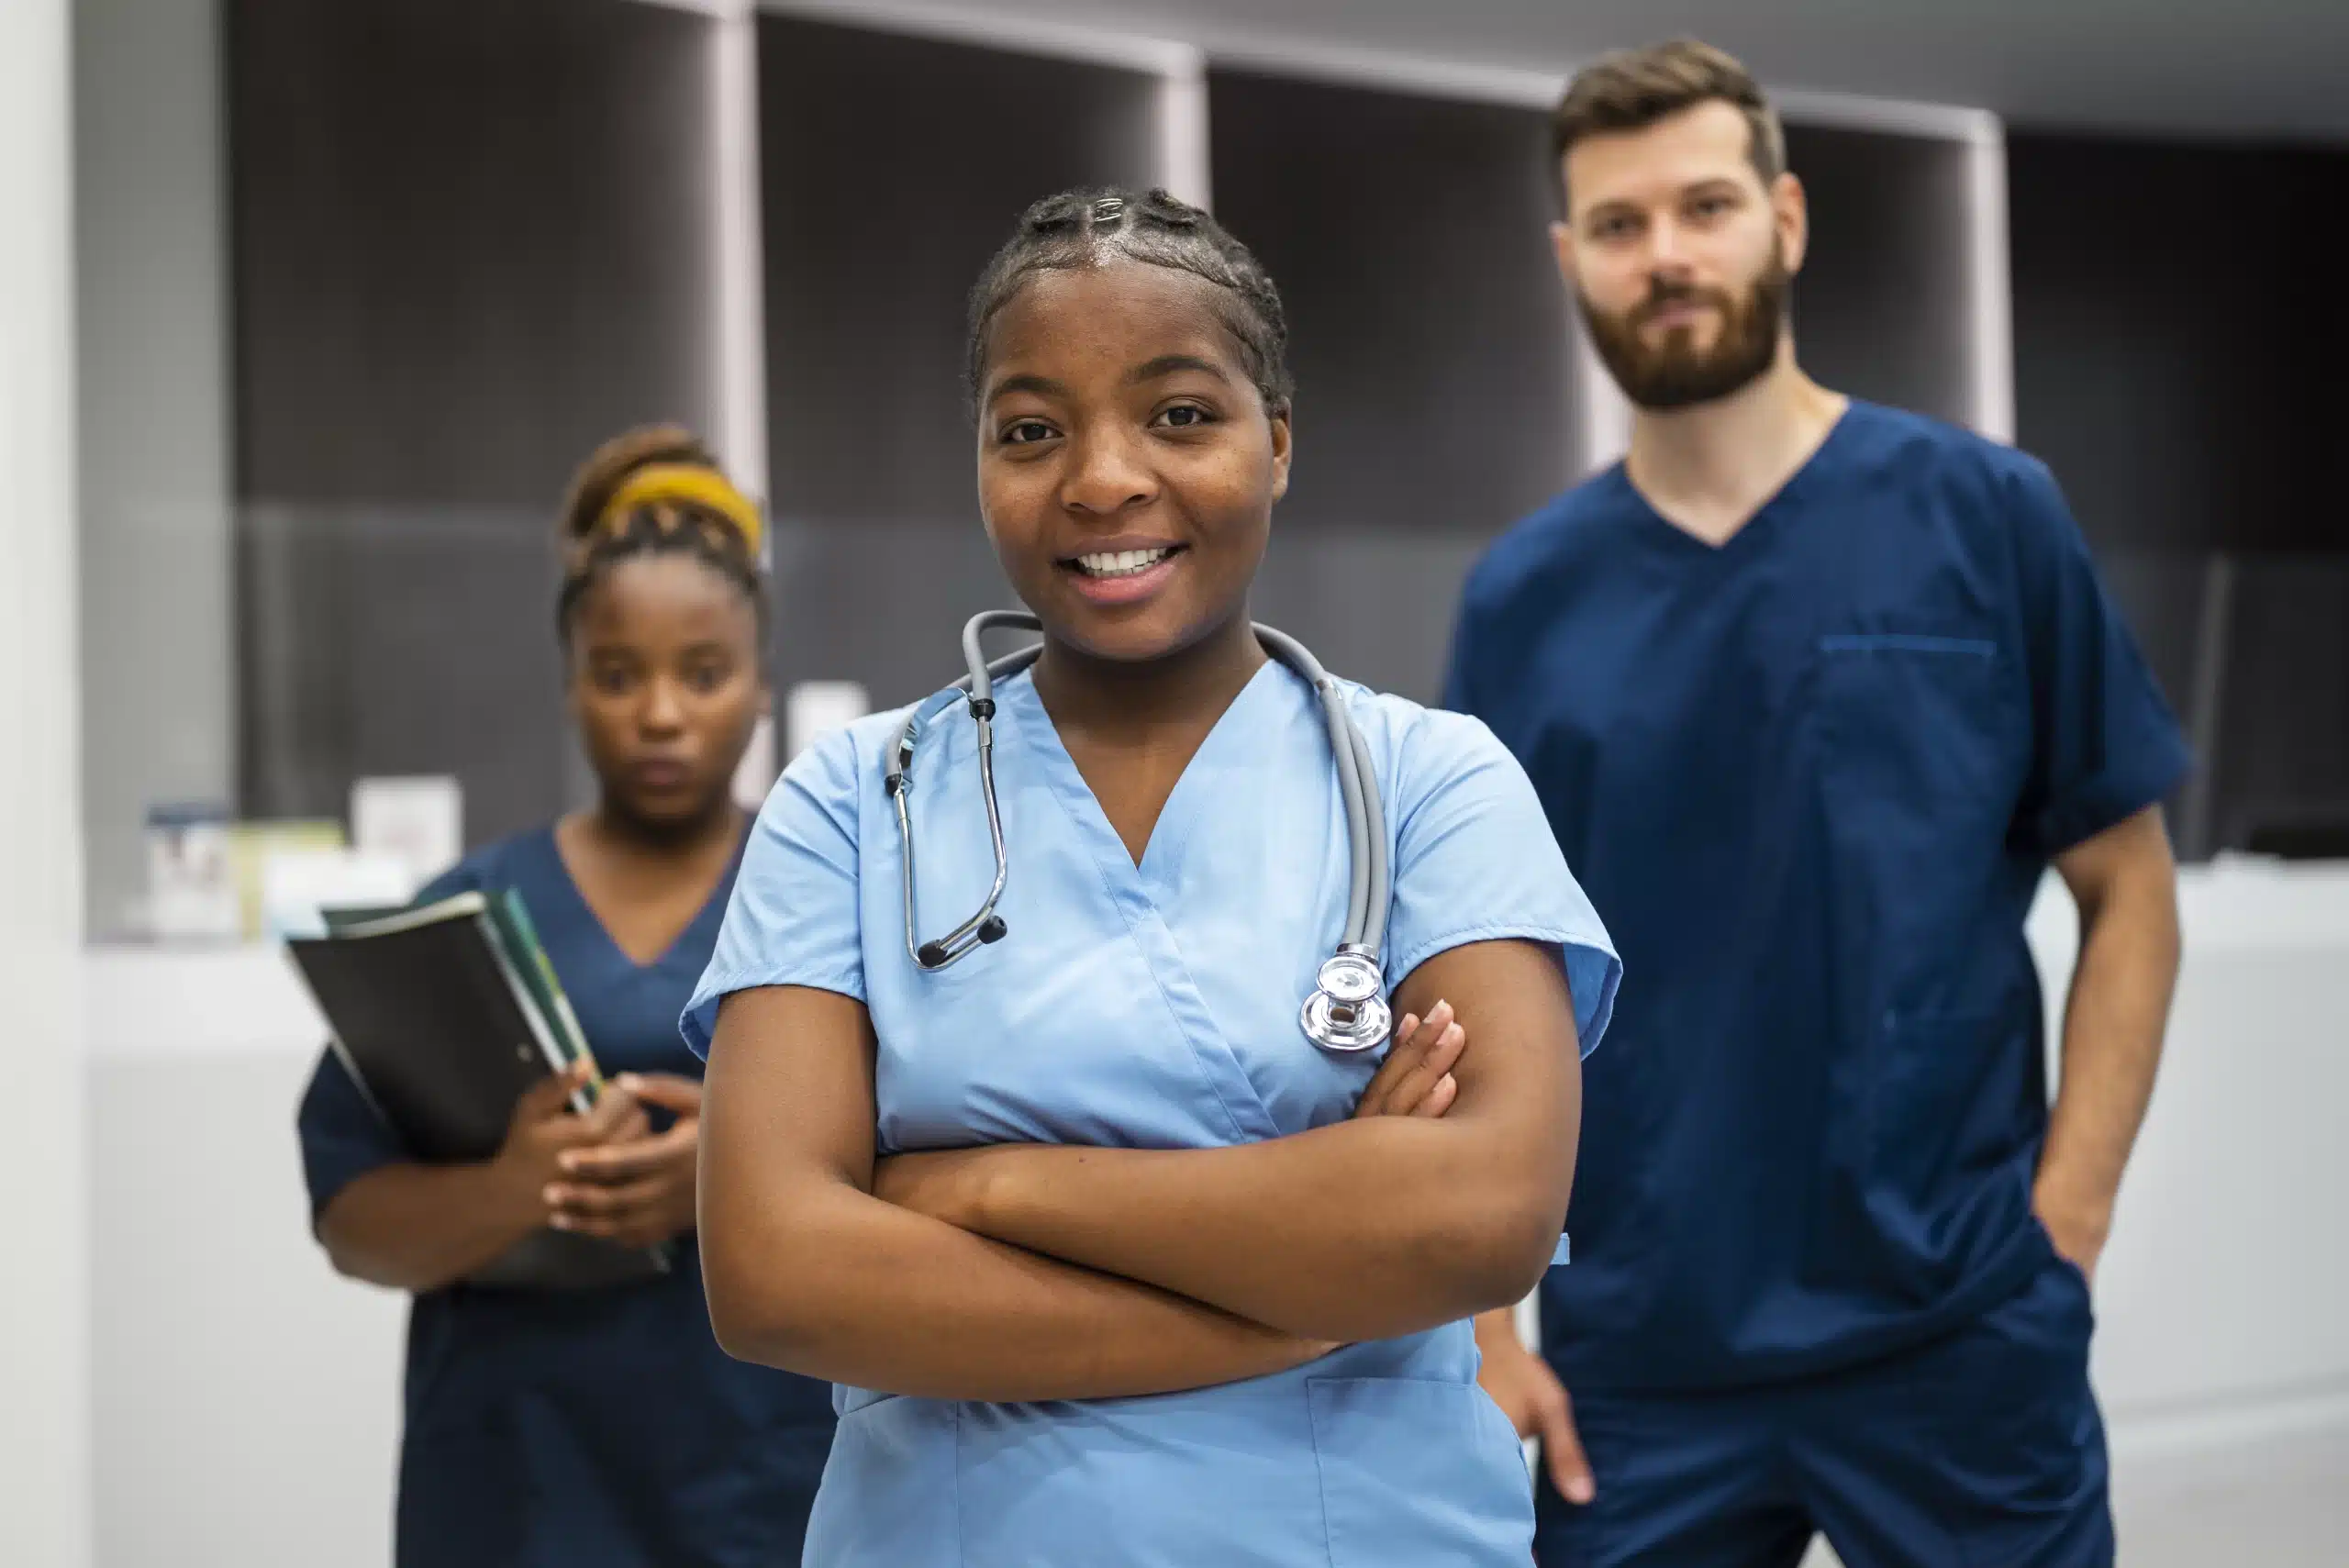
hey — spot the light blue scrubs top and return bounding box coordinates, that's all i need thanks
[684,660,1620,1568]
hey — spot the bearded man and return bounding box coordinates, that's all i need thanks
[1446,38,2188,1568]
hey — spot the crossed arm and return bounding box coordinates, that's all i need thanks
[695,938,1580,1399]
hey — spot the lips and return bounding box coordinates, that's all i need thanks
[629,759,693,791]
[1059,542,1187,607]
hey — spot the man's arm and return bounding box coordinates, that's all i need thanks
[2037,803,2181,1282]
[874,940,1581,1344]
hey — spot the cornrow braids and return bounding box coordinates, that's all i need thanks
[965,186,1294,417]
[554,424,767,646]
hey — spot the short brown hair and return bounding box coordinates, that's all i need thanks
[1550,39,1785,208]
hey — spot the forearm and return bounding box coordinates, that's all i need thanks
[702,1178,1330,1401]
[2040,869,2181,1234]
[316,1160,543,1294]
[940,1118,1566,1342]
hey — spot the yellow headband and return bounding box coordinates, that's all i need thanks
[595,463,764,558]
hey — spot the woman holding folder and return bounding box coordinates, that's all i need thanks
[295,426,835,1567]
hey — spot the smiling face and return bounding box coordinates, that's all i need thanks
[974,261,1291,665]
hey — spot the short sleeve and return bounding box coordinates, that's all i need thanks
[296,1044,406,1223]
[2005,458,2193,856]
[681,723,869,1057]
[1381,708,1621,1059]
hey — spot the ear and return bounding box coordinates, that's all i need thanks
[1267,403,1293,503]
[1771,171,1809,277]
[1549,218,1580,293]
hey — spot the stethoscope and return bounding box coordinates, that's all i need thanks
[885,610,1394,1053]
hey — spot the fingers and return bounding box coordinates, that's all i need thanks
[1355,1001,1464,1118]
[511,1062,594,1124]
[618,1072,705,1117]
[1540,1383,1596,1507]
[546,1177,676,1248]
[546,1174,662,1223]
[1412,1073,1458,1118]
[574,1081,647,1143]
[559,1121,697,1184]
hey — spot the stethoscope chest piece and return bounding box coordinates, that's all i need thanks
[1300,948,1391,1053]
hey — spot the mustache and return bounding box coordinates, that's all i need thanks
[1630,280,1735,327]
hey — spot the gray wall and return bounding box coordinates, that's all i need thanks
[1783,124,1980,429]
[757,15,1164,712]
[73,0,238,935]
[1207,69,1581,701]
[226,0,722,847]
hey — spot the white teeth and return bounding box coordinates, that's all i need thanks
[1074,548,1172,578]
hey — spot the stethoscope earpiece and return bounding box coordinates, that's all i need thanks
[894,613,1394,1055]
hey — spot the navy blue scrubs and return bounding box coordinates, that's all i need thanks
[297,827,837,1568]
[1444,403,2189,1567]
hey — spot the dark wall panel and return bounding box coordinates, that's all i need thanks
[228,0,718,840]
[2009,135,2349,557]
[760,17,1162,532]
[228,0,717,506]
[1208,69,1576,539]
[2010,133,2349,855]
[1782,124,1977,429]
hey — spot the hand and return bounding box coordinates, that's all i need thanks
[2032,1176,2110,1288]
[491,1062,647,1219]
[1474,1310,1593,1505]
[545,1073,706,1249]
[1353,1000,1467,1118]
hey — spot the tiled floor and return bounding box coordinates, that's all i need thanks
[1795,1428,2347,1567]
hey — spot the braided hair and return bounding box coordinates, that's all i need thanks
[555,424,767,646]
[965,186,1294,417]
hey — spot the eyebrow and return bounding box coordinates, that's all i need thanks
[985,354,1234,408]
[1130,353,1232,387]
[985,373,1068,406]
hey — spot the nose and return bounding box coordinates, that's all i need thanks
[1641,214,1694,277]
[1057,420,1156,517]
[640,674,686,735]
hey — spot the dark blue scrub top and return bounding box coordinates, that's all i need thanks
[296,826,836,1568]
[1444,402,2189,1392]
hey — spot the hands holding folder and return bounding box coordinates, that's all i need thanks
[540,1071,705,1251]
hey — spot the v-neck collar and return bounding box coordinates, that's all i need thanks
[530,821,746,976]
[1012,659,1285,888]
[1616,399,1858,562]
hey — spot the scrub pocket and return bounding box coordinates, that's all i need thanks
[1810,630,2013,813]
[1809,629,2022,1006]
[1308,1377,1535,1566]
[1869,1004,2029,1216]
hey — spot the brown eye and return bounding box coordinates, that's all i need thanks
[1001,419,1056,445]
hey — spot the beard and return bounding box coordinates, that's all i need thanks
[1581,248,1790,411]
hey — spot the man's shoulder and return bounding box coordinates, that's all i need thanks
[1461,468,1644,617]
[1837,399,2055,506]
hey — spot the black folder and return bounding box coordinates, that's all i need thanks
[286,893,671,1290]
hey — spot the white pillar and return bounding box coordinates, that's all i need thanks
[0,0,92,1562]
[72,0,238,937]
